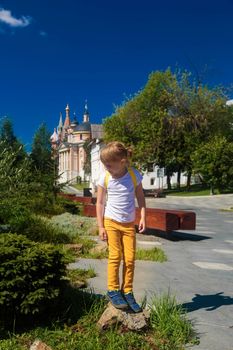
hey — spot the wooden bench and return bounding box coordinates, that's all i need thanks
[59,194,196,235]
[140,208,196,231]
[83,204,196,234]
[59,193,96,204]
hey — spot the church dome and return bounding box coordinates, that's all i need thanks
[74,121,91,132]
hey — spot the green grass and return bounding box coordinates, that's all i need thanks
[0,291,198,350]
[82,249,109,259]
[66,267,96,287]
[220,207,233,212]
[166,184,213,197]
[71,182,90,190]
[167,188,211,196]
[136,247,167,262]
[148,293,199,349]
[78,237,97,254]
[60,237,98,263]
[80,247,167,262]
[165,184,233,197]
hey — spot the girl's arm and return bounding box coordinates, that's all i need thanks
[96,185,108,240]
[135,183,146,233]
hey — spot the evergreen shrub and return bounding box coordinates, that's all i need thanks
[21,215,72,243]
[21,194,80,216]
[0,200,72,243]
[56,196,81,215]
[26,193,64,216]
[0,233,67,326]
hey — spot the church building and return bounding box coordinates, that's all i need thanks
[50,102,102,184]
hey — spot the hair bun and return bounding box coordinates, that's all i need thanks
[126,146,133,158]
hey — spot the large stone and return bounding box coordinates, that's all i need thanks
[97,303,150,331]
[89,242,108,255]
[65,243,83,254]
[30,340,53,350]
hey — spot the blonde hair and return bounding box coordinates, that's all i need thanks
[100,141,132,164]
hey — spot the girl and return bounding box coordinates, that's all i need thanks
[96,141,146,313]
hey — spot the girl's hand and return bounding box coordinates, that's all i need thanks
[99,227,108,241]
[138,219,146,233]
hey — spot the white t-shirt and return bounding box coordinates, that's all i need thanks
[98,167,143,223]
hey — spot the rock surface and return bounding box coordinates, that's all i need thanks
[89,242,108,255]
[65,243,83,254]
[30,340,53,350]
[97,303,150,331]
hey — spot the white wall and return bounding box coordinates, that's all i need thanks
[142,165,187,189]
[90,140,105,194]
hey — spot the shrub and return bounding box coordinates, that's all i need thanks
[20,215,72,243]
[0,233,67,327]
[0,200,72,243]
[50,213,98,240]
[26,194,81,217]
[0,199,27,226]
[56,196,81,215]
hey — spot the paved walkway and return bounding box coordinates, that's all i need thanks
[69,194,233,350]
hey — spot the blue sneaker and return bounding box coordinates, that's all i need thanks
[123,292,142,313]
[107,290,128,310]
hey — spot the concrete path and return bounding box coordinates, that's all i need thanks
[69,194,233,350]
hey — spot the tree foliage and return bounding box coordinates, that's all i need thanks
[83,139,91,176]
[103,68,233,189]
[0,117,26,163]
[0,142,31,200]
[192,136,233,192]
[30,123,54,173]
[30,123,60,199]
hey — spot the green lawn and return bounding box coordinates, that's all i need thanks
[167,188,212,196]
[71,182,90,190]
[165,184,233,197]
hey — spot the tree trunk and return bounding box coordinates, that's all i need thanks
[186,172,192,190]
[177,169,181,189]
[210,185,214,195]
[167,174,171,190]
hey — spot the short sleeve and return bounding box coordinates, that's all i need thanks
[98,172,106,188]
[133,168,143,186]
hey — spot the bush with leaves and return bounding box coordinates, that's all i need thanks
[192,136,233,193]
[0,142,31,200]
[0,200,72,243]
[0,233,67,328]
[103,69,233,188]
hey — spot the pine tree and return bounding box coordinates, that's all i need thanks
[0,118,26,162]
[30,123,58,198]
[30,123,53,173]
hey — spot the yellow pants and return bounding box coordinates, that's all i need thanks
[104,218,136,293]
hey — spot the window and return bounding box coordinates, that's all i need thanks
[80,134,82,140]
[157,168,164,177]
[147,163,154,172]
[150,178,155,185]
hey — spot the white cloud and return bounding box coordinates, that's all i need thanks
[0,8,31,27]
[39,30,47,37]
[226,99,233,106]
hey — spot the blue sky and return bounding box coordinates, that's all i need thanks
[0,0,233,148]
